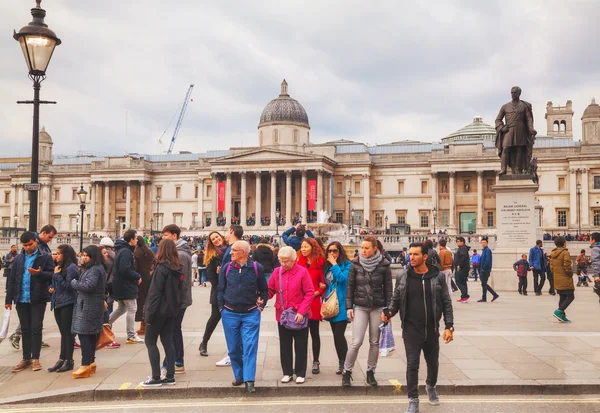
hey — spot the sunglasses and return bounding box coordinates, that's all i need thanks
[328,249,339,253]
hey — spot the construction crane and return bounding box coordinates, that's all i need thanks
[158,84,195,154]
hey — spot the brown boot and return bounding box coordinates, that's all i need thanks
[136,321,146,336]
[11,359,31,373]
[90,362,97,374]
[31,359,42,371]
[72,365,92,379]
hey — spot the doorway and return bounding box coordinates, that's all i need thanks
[459,212,476,234]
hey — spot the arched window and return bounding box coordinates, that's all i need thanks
[293,129,298,144]
[553,120,559,132]
[273,129,279,144]
[560,120,567,133]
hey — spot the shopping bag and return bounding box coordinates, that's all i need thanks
[379,322,395,357]
[0,308,11,343]
[96,323,115,350]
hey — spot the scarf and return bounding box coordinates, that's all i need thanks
[359,250,382,274]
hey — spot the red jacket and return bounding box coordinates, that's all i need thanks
[296,254,326,321]
[268,263,314,322]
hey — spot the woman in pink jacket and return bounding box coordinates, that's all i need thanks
[268,246,314,384]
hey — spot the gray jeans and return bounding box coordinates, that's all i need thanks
[108,299,137,339]
[344,305,383,373]
[441,269,453,298]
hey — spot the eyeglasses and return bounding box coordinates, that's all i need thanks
[328,249,339,253]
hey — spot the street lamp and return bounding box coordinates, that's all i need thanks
[15,1,61,232]
[76,184,87,253]
[432,207,438,234]
[13,215,18,237]
[385,215,388,234]
[156,196,161,230]
[576,182,582,236]
[276,210,280,235]
[347,190,352,229]
[115,219,119,240]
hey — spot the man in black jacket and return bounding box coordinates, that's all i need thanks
[383,242,454,413]
[453,237,471,303]
[108,230,143,344]
[4,232,54,373]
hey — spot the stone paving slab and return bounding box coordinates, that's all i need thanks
[0,282,599,403]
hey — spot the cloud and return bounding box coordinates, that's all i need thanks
[1,0,599,157]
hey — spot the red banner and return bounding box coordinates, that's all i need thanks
[218,181,225,212]
[308,179,317,211]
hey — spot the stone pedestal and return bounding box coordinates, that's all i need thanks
[490,176,539,291]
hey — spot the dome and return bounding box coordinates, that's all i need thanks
[442,116,496,143]
[582,98,600,120]
[39,126,53,144]
[258,80,310,129]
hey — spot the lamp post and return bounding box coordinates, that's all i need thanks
[115,219,119,240]
[156,196,161,230]
[150,218,154,236]
[576,182,582,236]
[347,190,352,229]
[432,207,438,235]
[14,1,61,232]
[385,215,388,234]
[351,208,355,231]
[77,184,87,253]
[276,210,280,235]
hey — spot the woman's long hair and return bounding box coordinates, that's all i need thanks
[204,231,226,266]
[57,244,78,277]
[82,245,103,269]
[136,235,155,262]
[300,238,325,263]
[326,241,349,264]
[157,239,182,268]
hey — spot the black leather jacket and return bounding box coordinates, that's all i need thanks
[346,257,393,309]
[388,266,454,333]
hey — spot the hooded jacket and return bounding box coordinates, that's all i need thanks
[550,247,574,291]
[388,265,454,337]
[346,256,393,309]
[51,262,79,310]
[111,239,141,300]
[453,244,471,272]
[175,238,193,309]
[252,244,278,274]
[528,245,546,271]
[480,246,493,272]
[144,262,184,324]
[5,246,54,305]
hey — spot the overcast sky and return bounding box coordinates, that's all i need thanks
[1,0,599,157]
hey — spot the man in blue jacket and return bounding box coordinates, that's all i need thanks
[282,223,314,251]
[528,240,546,296]
[478,237,499,302]
[4,232,54,373]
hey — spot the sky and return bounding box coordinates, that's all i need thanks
[1,0,599,158]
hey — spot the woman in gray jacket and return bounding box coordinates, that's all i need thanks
[71,245,106,379]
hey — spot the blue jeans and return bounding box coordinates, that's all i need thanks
[200,268,207,284]
[221,308,261,382]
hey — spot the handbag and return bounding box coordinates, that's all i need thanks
[96,323,115,350]
[279,268,309,330]
[0,308,11,343]
[320,272,339,319]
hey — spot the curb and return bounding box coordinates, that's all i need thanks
[3,379,600,405]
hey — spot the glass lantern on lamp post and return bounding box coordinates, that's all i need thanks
[76,184,87,253]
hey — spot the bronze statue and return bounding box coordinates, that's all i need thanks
[495,86,537,175]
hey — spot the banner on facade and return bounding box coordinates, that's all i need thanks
[308,179,317,210]
[218,181,225,212]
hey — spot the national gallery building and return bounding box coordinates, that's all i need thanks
[1,81,600,236]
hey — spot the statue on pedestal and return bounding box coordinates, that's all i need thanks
[495,86,537,176]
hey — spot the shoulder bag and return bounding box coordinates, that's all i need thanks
[320,268,339,319]
[279,267,309,330]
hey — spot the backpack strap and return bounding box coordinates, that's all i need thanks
[225,262,233,278]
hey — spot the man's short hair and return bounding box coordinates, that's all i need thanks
[296,225,306,238]
[10,244,16,248]
[424,239,433,249]
[481,236,488,242]
[230,225,243,239]
[456,236,465,243]
[20,231,37,244]
[536,240,543,246]
[123,229,137,242]
[438,238,447,247]
[162,224,181,238]
[40,225,57,235]
[409,242,428,256]
[554,236,566,248]
[473,249,477,253]
[591,232,600,243]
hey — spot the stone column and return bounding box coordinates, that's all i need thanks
[225,172,232,226]
[103,181,110,230]
[18,185,24,225]
[581,168,590,226]
[198,177,204,228]
[431,173,438,210]
[139,181,145,230]
[89,183,96,231]
[255,172,262,225]
[285,170,292,226]
[449,172,456,228]
[317,170,324,214]
[345,175,352,224]
[301,170,307,224]
[569,168,577,227]
[239,173,246,227]
[211,173,218,228]
[477,170,484,226]
[125,181,131,229]
[270,171,277,229]
[9,185,16,224]
[363,174,371,227]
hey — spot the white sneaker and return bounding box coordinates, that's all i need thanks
[296,376,305,384]
[281,375,292,383]
[216,356,231,367]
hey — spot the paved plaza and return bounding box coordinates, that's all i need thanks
[0,280,599,403]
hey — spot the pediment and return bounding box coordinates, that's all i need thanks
[212,148,319,163]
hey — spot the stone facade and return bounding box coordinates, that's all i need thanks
[1,82,600,236]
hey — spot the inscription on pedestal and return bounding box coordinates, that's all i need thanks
[496,191,536,248]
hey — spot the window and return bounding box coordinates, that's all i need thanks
[4,192,9,204]
[374,211,383,228]
[293,129,299,144]
[70,215,79,232]
[173,213,183,227]
[122,187,127,199]
[237,183,241,195]
[54,189,60,201]
[464,180,471,193]
[72,189,77,201]
[156,214,163,229]
[421,181,428,194]
[175,187,181,199]
[273,129,279,143]
[441,180,448,193]
[594,176,600,190]
[375,181,382,195]
[52,215,60,229]
[2,217,9,227]
[420,211,429,228]
[557,210,567,227]
[156,187,162,198]
[336,182,343,195]
[558,177,566,191]
[594,209,600,227]
[354,181,361,195]
[396,210,407,224]
[335,212,343,224]
[487,211,494,227]
[352,210,363,226]
[486,179,494,192]
[441,211,449,227]
[194,186,198,199]
[206,184,212,198]
[398,181,404,194]
[192,213,198,226]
